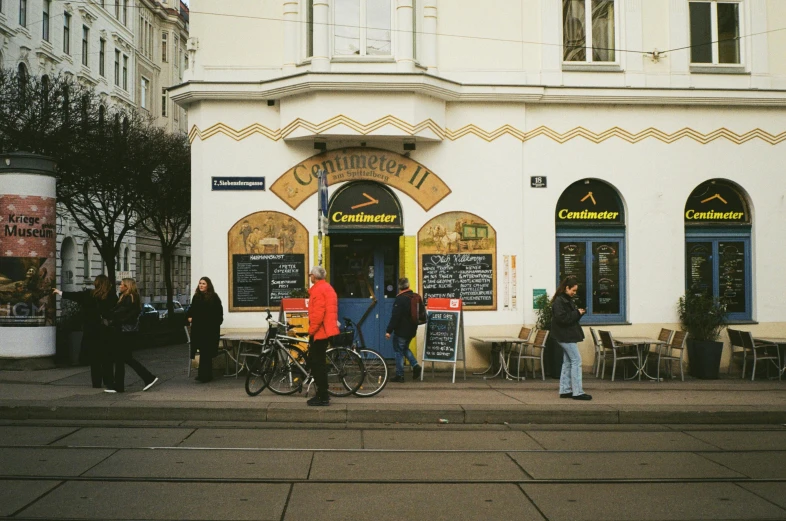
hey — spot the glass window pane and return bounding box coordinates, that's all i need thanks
[331,241,375,298]
[307,0,314,57]
[334,0,360,55]
[717,2,740,64]
[686,242,713,295]
[689,2,712,63]
[563,0,586,61]
[591,0,614,62]
[366,0,391,55]
[559,242,587,309]
[592,242,620,315]
[718,241,745,313]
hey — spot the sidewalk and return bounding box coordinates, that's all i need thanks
[1,343,784,425]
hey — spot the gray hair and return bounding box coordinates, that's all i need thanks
[398,277,410,290]
[310,266,326,280]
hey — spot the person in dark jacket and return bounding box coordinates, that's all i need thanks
[106,278,158,393]
[53,275,117,389]
[186,276,224,383]
[385,277,423,382]
[551,276,591,401]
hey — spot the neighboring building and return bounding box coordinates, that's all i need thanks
[136,227,191,304]
[173,0,786,370]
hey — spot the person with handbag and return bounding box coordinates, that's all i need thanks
[53,275,117,389]
[105,278,158,393]
[186,276,224,383]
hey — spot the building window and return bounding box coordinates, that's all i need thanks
[18,0,26,27]
[114,50,120,85]
[123,247,129,271]
[689,1,741,64]
[82,242,90,281]
[114,0,119,19]
[99,39,106,76]
[333,0,392,56]
[122,0,127,25]
[555,179,626,323]
[81,26,89,66]
[140,77,149,109]
[63,14,71,54]
[562,0,616,62]
[684,180,752,320]
[122,54,128,90]
[162,32,168,62]
[161,88,167,117]
[42,0,50,41]
[306,0,313,57]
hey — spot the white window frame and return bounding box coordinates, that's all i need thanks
[330,0,394,59]
[688,0,745,68]
[561,0,620,66]
[140,76,149,109]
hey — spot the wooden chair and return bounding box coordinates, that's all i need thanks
[511,329,548,380]
[726,328,745,375]
[598,330,638,381]
[657,330,686,381]
[739,331,781,381]
[506,327,533,378]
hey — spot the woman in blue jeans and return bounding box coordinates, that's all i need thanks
[550,276,591,401]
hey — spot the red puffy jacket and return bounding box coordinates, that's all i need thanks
[308,280,340,340]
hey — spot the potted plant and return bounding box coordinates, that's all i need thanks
[677,288,727,379]
[535,292,563,379]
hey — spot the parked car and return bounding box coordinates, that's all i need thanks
[150,301,186,323]
[139,304,160,332]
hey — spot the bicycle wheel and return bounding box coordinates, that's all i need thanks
[267,345,308,396]
[354,349,388,398]
[244,350,272,396]
[325,347,365,397]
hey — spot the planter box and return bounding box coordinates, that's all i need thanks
[544,335,563,379]
[688,338,723,379]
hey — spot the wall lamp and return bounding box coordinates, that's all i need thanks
[314,142,327,152]
[403,142,416,151]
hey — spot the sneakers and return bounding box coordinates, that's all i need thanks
[390,375,406,383]
[559,393,572,398]
[142,377,159,392]
[572,393,592,401]
[307,396,330,407]
[412,365,422,380]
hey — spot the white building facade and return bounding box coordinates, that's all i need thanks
[172,0,786,369]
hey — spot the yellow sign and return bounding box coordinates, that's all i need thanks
[270,148,451,211]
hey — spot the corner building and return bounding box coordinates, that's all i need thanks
[172,0,786,369]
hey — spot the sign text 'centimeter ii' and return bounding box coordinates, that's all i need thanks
[531,176,547,188]
[212,177,266,191]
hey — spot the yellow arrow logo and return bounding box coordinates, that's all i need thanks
[580,192,597,205]
[701,194,728,204]
[351,193,380,210]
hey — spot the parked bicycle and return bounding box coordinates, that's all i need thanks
[339,317,389,397]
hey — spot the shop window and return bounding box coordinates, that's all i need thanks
[333,0,391,56]
[562,0,616,63]
[684,180,751,321]
[555,179,626,324]
[689,1,741,65]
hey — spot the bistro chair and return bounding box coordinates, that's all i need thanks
[511,329,549,381]
[186,326,231,378]
[589,327,610,378]
[598,330,638,381]
[739,331,781,381]
[726,328,745,375]
[506,327,533,378]
[657,330,686,381]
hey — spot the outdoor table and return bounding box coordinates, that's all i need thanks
[219,332,267,377]
[469,336,529,380]
[753,337,786,379]
[614,337,668,381]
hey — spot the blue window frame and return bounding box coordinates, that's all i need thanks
[556,227,626,324]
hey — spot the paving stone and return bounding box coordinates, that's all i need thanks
[0,448,115,476]
[51,427,195,448]
[526,430,719,451]
[0,480,60,516]
[180,428,362,449]
[0,426,78,446]
[363,429,543,450]
[698,451,786,479]
[685,430,786,450]
[736,482,786,509]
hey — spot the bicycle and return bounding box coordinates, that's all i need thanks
[339,317,389,398]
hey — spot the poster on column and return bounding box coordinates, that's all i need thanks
[0,195,57,326]
[418,212,496,310]
[227,211,309,312]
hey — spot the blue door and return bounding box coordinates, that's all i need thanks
[331,236,399,358]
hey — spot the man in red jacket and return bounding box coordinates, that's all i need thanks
[307,266,339,406]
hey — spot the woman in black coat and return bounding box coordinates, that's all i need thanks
[187,276,224,383]
[551,276,591,401]
[54,275,117,389]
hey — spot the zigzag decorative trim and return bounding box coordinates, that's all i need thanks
[188,115,786,145]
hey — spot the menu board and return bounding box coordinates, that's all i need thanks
[592,242,620,315]
[558,242,587,308]
[232,254,305,308]
[719,242,746,313]
[423,310,460,362]
[687,242,713,294]
[421,254,494,308]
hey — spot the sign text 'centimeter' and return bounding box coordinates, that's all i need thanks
[212,177,266,191]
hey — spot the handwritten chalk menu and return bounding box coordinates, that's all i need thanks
[421,254,494,309]
[719,241,746,313]
[592,242,620,315]
[232,254,305,308]
[558,242,587,308]
[423,311,460,362]
[687,242,713,294]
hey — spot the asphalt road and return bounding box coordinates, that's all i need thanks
[1,421,785,520]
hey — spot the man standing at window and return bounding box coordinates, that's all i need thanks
[307,266,339,406]
[385,277,423,382]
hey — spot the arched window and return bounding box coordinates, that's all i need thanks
[684,179,752,321]
[17,63,28,86]
[82,241,91,283]
[123,246,129,271]
[555,179,626,323]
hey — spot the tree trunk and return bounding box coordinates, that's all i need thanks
[162,248,175,324]
[101,243,117,286]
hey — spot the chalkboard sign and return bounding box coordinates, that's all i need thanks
[687,242,713,294]
[232,254,305,308]
[592,242,620,315]
[423,310,460,362]
[558,241,587,308]
[719,241,746,313]
[421,254,494,308]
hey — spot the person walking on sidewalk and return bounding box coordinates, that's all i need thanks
[187,277,224,383]
[53,275,117,389]
[306,266,339,406]
[105,278,158,394]
[385,277,423,382]
[551,276,591,401]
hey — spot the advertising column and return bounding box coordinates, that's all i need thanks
[0,153,57,359]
